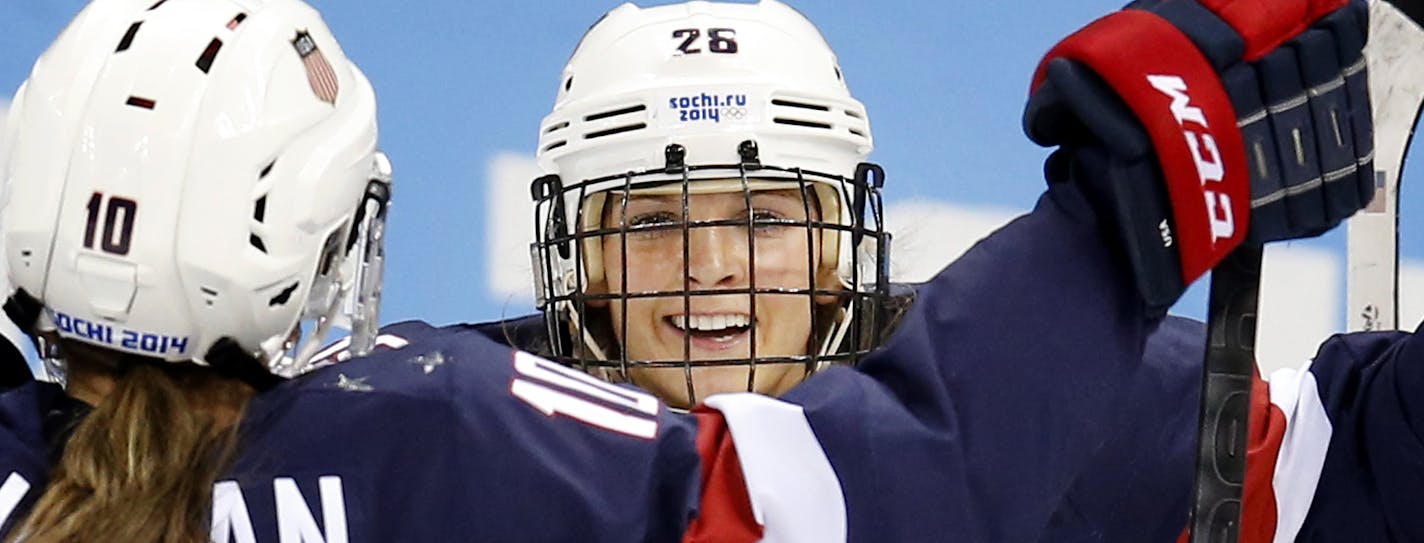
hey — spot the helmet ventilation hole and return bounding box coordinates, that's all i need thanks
[771,98,829,112]
[125,96,156,110]
[148,0,168,10]
[227,13,247,30]
[772,117,832,130]
[576,104,649,140]
[196,38,223,73]
[584,123,646,139]
[543,121,570,134]
[250,161,276,253]
[115,22,141,52]
[584,104,646,122]
[269,282,299,306]
[201,286,219,306]
[564,76,574,91]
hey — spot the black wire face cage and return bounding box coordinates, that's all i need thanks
[530,140,891,404]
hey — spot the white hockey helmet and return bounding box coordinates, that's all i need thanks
[1,0,390,381]
[531,0,890,385]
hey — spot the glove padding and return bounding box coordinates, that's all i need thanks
[1025,0,1371,311]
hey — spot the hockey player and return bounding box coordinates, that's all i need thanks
[0,0,391,540]
[500,0,1398,541]
[0,2,1386,543]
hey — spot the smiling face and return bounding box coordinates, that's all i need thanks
[597,187,839,407]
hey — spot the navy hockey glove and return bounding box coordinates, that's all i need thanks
[1024,0,1371,311]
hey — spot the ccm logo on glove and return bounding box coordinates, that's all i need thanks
[1146,74,1234,242]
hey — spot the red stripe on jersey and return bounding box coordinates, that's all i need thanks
[1176,371,1288,543]
[1241,371,1286,542]
[683,408,761,543]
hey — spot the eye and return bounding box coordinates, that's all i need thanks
[751,209,785,223]
[627,211,678,229]
[749,208,796,236]
[621,211,682,240]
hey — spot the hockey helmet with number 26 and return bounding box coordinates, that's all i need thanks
[531,0,891,382]
[0,0,390,381]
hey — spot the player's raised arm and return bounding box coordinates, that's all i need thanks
[766,0,1375,539]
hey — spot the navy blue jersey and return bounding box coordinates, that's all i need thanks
[1039,316,1424,543]
[0,183,1418,541]
[2,324,706,542]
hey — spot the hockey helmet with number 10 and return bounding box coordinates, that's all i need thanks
[1,0,390,383]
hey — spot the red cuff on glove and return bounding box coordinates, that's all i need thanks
[1031,9,1250,283]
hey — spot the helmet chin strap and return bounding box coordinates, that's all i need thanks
[2,289,42,389]
[205,338,284,392]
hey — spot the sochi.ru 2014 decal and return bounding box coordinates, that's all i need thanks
[668,92,749,123]
[52,311,190,357]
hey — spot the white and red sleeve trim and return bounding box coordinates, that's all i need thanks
[685,393,847,543]
[1178,366,1332,543]
[1261,365,1332,543]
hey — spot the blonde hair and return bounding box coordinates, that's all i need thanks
[7,352,251,543]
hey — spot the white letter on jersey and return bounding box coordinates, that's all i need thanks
[211,481,258,543]
[275,476,349,543]
[511,351,660,439]
[0,472,32,532]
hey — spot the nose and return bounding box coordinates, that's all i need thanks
[686,225,747,288]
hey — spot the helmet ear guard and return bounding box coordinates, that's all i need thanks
[335,153,394,361]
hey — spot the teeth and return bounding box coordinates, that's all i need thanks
[672,314,750,332]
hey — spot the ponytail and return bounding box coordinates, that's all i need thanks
[9,363,249,543]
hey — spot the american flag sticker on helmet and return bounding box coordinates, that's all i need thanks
[292,30,338,104]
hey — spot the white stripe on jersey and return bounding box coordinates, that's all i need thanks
[0,472,31,532]
[1267,365,1333,543]
[704,393,846,543]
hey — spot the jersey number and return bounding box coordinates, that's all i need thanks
[510,352,660,439]
[84,192,137,256]
[672,28,738,54]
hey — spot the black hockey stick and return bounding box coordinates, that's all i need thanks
[1188,1,1424,541]
[1188,243,1259,543]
